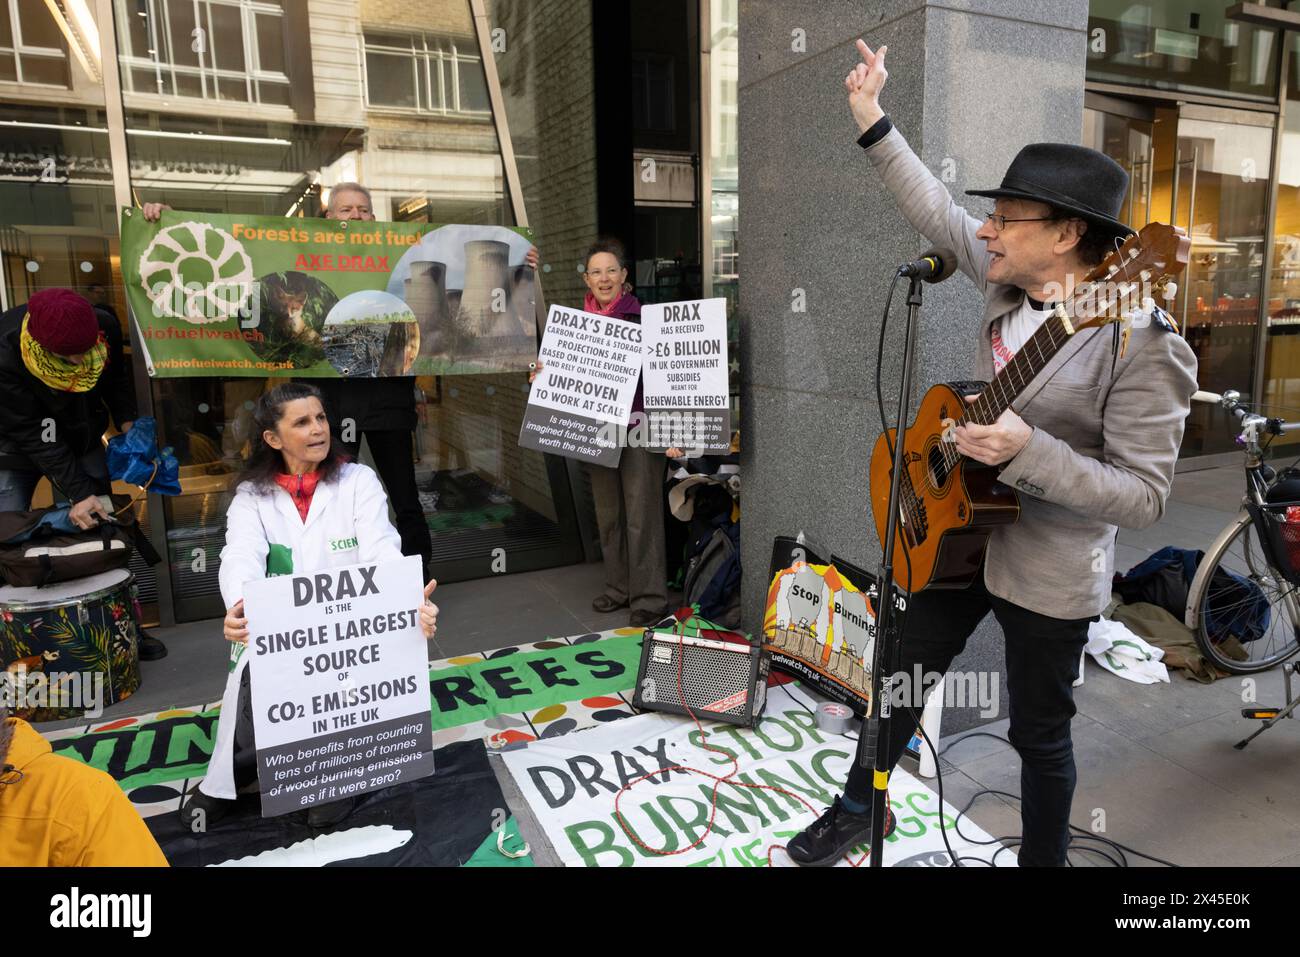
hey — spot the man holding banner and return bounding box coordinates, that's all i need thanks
[180,382,439,830]
[312,183,436,579]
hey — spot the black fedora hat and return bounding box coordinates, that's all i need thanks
[967,143,1135,239]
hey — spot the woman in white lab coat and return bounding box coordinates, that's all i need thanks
[180,382,439,830]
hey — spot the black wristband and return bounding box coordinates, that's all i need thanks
[857,114,893,150]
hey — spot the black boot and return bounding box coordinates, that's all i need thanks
[138,627,168,661]
[786,795,897,867]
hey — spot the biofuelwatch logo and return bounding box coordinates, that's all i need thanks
[49,888,151,937]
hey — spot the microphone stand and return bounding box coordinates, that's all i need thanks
[859,271,925,869]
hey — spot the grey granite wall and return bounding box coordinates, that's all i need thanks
[739,0,1090,733]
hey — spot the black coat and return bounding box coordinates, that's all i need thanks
[0,302,138,501]
[314,376,417,434]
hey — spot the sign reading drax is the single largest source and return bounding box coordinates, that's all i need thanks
[242,556,435,817]
[518,304,643,467]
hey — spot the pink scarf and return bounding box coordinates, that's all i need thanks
[585,291,632,316]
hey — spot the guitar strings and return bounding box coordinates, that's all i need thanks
[933,264,1141,474]
[891,243,1147,548]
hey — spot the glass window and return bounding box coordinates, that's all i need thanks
[0,8,164,622]
[209,5,245,73]
[363,32,490,116]
[456,53,490,112]
[1262,35,1300,450]
[710,0,739,400]
[18,51,64,85]
[1174,114,1274,455]
[1087,0,1282,102]
[256,13,284,73]
[631,55,675,132]
[117,0,289,107]
[365,49,418,108]
[16,0,62,48]
[1,0,69,87]
[1084,97,1275,458]
[165,2,202,71]
[118,0,585,620]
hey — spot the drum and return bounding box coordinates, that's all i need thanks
[0,569,143,721]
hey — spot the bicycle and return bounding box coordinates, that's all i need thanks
[1184,388,1300,678]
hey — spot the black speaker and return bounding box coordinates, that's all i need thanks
[632,628,769,727]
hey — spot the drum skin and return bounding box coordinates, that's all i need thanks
[0,570,142,721]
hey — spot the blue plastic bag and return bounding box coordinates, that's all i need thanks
[106,417,181,496]
[1116,546,1270,644]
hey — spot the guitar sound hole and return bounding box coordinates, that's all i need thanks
[928,445,949,489]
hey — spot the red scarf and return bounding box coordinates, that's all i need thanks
[274,470,320,522]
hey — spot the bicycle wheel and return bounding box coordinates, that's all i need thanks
[1190,514,1300,674]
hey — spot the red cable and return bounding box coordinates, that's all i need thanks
[612,626,875,868]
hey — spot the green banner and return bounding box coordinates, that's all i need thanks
[52,633,643,792]
[119,208,536,378]
[427,636,644,731]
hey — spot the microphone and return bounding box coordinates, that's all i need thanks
[898,248,957,283]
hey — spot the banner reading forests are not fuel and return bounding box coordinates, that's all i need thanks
[120,208,536,378]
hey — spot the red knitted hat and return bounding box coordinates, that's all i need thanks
[27,289,99,356]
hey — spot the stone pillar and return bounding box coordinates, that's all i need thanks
[739,0,1090,733]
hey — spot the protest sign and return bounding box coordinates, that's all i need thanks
[120,208,535,377]
[501,685,1012,867]
[242,555,435,817]
[640,298,731,452]
[518,304,643,467]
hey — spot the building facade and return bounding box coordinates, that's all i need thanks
[0,0,737,625]
[1084,0,1300,461]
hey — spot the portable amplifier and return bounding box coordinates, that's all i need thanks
[632,628,769,727]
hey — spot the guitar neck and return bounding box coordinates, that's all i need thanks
[962,309,1077,426]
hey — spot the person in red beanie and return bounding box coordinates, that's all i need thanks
[0,288,166,659]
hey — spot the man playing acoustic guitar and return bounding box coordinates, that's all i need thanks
[785,41,1198,867]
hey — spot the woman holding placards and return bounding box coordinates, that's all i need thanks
[180,382,439,830]
[532,239,671,627]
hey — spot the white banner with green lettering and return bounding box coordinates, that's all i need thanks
[500,685,1013,867]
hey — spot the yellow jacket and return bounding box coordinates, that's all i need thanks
[0,719,168,867]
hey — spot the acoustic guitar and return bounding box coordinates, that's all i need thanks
[869,222,1191,592]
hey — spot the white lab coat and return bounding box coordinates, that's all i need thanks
[200,462,404,799]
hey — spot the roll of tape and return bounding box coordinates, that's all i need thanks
[815,701,855,735]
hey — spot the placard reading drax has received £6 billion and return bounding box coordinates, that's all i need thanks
[640,297,731,452]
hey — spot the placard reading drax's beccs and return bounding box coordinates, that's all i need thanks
[518,304,642,467]
[242,555,435,817]
[641,298,730,451]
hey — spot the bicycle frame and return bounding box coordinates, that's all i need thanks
[1184,399,1300,636]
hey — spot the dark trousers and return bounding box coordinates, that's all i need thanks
[338,430,433,574]
[233,665,258,791]
[844,571,1092,867]
[0,448,110,511]
[587,446,667,613]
